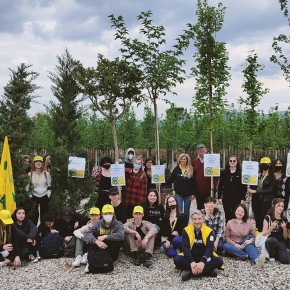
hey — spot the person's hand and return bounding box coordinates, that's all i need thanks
[235,243,244,249]
[14,256,21,267]
[172,231,178,236]
[195,262,205,275]
[247,188,256,194]
[190,261,197,275]
[3,244,13,252]
[189,195,195,201]
[270,220,278,230]
[97,235,107,242]
[243,239,252,246]
[165,240,171,249]
[240,200,246,205]
[74,221,79,229]
[135,233,141,241]
[51,229,59,234]
[141,238,148,248]
[27,239,33,244]
[281,221,287,230]
[96,240,108,249]
[218,199,222,204]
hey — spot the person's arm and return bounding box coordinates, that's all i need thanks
[256,175,276,195]
[73,224,90,240]
[224,221,235,245]
[165,167,177,186]
[217,170,225,200]
[216,213,225,239]
[201,231,215,264]
[83,222,99,244]
[144,221,158,239]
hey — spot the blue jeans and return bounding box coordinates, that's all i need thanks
[163,236,182,258]
[223,243,259,261]
[175,193,191,222]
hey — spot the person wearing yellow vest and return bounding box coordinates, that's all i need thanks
[174,210,224,281]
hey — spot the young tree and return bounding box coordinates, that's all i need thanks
[75,54,142,162]
[48,48,83,154]
[109,11,191,164]
[190,0,231,154]
[0,63,40,158]
[271,0,290,84]
[239,51,269,160]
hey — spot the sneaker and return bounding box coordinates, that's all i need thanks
[84,264,89,273]
[254,254,265,269]
[181,270,192,282]
[132,251,142,266]
[81,253,88,265]
[0,262,6,267]
[29,254,38,263]
[72,255,83,267]
[143,253,152,267]
[269,258,275,262]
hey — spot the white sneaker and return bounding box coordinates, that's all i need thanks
[72,255,83,267]
[254,254,265,268]
[81,253,88,265]
[0,262,6,267]
[84,263,89,273]
[29,254,38,263]
[269,258,275,262]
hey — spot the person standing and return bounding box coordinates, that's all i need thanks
[27,155,52,224]
[122,156,147,218]
[192,144,211,210]
[166,153,195,221]
[91,156,113,210]
[218,156,246,222]
[247,157,275,232]
[124,148,136,169]
[144,158,156,190]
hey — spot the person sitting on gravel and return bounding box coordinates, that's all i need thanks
[72,207,100,267]
[12,207,40,263]
[124,205,158,267]
[83,204,124,273]
[0,210,21,268]
[201,197,225,253]
[223,204,265,268]
[174,210,224,281]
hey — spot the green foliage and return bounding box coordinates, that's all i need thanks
[139,106,156,150]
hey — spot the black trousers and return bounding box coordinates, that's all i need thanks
[252,195,271,232]
[32,195,49,224]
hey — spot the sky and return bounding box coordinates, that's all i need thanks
[0,0,289,119]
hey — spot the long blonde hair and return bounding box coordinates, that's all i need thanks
[178,153,193,178]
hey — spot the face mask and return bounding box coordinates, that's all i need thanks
[103,215,113,223]
[128,153,134,160]
[103,164,110,170]
[275,165,283,171]
[134,163,141,170]
[260,164,270,170]
[169,205,176,210]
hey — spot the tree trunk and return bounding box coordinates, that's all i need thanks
[153,98,160,165]
[111,118,119,163]
[249,139,253,161]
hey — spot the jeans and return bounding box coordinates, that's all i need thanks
[174,255,224,275]
[163,236,182,258]
[223,242,259,261]
[175,193,191,222]
[266,237,290,264]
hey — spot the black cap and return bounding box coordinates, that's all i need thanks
[109,187,119,196]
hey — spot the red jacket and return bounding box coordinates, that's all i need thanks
[192,158,211,194]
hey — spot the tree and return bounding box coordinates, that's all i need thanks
[75,54,142,162]
[239,51,269,160]
[109,11,190,165]
[0,63,40,157]
[271,0,290,85]
[190,0,231,154]
[48,48,83,154]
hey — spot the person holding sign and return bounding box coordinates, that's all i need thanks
[166,153,195,222]
[247,157,275,232]
[218,156,246,222]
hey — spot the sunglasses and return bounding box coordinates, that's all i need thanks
[229,160,237,163]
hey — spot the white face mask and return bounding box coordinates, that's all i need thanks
[103,215,113,223]
[128,153,134,160]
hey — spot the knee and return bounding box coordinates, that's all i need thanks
[166,248,177,258]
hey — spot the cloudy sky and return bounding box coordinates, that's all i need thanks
[0,0,289,118]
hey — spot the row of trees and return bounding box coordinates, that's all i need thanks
[0,0,289,215]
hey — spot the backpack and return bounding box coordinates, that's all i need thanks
[39,233,64,259]
[88,247,114,274]
[63,236,76,258]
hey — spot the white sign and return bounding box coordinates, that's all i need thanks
[241,161,259,185]
[68,156,86,178]
[204,154,220,177]
[110,164,126,186]
[286,152,290,177]
[151,165,165,184]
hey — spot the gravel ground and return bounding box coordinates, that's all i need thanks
[1,249,289,290]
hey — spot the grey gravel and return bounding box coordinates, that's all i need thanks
[1,250,289,290]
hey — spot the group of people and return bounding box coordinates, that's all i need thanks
[1,145,290,281]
